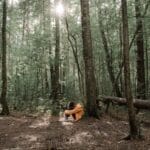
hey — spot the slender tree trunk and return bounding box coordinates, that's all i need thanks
[80,0,98,118]
[112,1,149,95]
[47,0,53,98]
[50,65,55,97]
[0,0,9,115]
[54,2,60,100]
[135,0,146,99]
[51,0,60,105]
[121,0,139,139]
[42,0,49,93]
[22,0,27,43]
[65,18,84,96]
[144,26,149,98]
[97,4,122,97]
[98,18,122,97]
[36,68,40,93]
[119,23,125,97]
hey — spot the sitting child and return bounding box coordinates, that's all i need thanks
[64,102,84,121]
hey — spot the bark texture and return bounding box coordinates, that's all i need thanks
[80,0,98,117]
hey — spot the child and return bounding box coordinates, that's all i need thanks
[64,102,84,121]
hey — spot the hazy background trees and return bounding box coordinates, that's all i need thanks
[0,0,149,113]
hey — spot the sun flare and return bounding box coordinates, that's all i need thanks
[55,3,64,16]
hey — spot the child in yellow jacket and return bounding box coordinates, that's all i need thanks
[64,102,84,121]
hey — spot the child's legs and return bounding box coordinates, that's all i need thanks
[75,111,84,121]
[65,114,70,120]
[75,112,82,121]
[72,114,76,120]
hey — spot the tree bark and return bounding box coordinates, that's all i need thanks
[0,0,9,115]
[51,0,60,104]
[121,0,139,139]
[80,0,98,118]
[135,0,146,99]
[145,26,149,98]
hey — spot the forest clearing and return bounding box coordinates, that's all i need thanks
[0,0,150,149]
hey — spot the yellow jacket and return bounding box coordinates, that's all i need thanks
[64,103,84,121]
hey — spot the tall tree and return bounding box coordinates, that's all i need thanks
[80,0,98,117]
[121,0,139,139]
[135,0,146,99]
[51,0,60,103]
[0,0,9,115]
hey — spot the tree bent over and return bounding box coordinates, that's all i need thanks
[80,0,99,118]
[0,0,9,115]
[121,0,139,139]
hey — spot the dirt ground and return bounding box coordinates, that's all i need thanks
[0,112,150,150]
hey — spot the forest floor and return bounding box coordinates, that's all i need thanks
[0,111,150,150]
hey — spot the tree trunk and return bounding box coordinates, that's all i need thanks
[135,0,146,99]
[65,18,84,96]
[121,0,139,139]
[0,0,9,115]
[42,0,49,93]
[22,0,27,43]
[51,0,60,106]
[119,23,125,97]
[54,2,60,100]
[145,26,149,98]
[98,96,150,110]
[47,0,53,98]
[80,0,98,118]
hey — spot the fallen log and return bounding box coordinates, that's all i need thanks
[97,96,150,110]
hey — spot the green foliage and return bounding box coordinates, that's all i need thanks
[0,0,149,111]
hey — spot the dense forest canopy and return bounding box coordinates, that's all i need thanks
[0,0,149,112]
